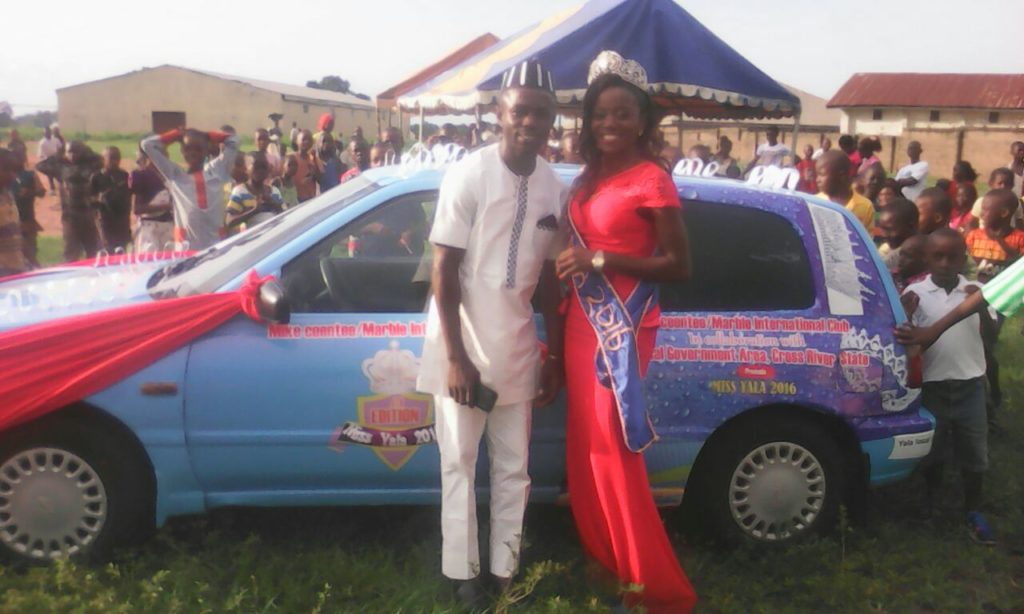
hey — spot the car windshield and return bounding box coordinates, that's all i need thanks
[147,176,380,297]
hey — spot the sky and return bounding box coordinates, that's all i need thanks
[4,0,1023,116]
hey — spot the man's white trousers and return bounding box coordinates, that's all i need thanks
[434,395,531,580]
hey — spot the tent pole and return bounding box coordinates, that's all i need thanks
[678,112,684,149]
[419,104,425,144]
[791,112,801,165]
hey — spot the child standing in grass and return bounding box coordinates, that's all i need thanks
[951,183,978,234]
[902,229,995,545]
[285,130,318,203]
[12,149,45,267]
[59,141,103,261]
[916,187,979,279]
[916,187,952,234]
[226,153,283,232]
[894,234,928,292]
[274,155,299,209]
[0,148,27,277]
[131,149,173,253]
[877,198,919,270]
[91,146,132,253]
[963,188,1024,434]
[970,168,1023,230]
[965,189,1024,283]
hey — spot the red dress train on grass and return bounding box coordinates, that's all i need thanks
[565,161,697,613]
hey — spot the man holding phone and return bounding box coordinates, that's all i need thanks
[416,60,566,607]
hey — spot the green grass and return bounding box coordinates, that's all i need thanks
[38,236,62,267]
[0,316,1022,611]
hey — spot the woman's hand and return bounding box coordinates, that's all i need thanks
[534,357,563,408]
[555,247,594,280]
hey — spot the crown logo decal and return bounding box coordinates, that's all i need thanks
[588,50,648,90]
[361,341,421,395]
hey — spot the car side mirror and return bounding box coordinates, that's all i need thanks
[256,279,290,324]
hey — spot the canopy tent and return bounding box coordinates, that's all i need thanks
[377,33,500,110]
[398,0,800,120]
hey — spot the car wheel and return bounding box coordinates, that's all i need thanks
[699,419,845,544]
[0,414,154,562]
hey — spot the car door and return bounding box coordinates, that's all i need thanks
[183,191,445,503]
[643,199,820,502]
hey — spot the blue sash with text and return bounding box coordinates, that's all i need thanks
[568,221,658,453]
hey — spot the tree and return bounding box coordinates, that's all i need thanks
[15,111,56,128]
[305,76,369,100]
[306,76,352,94]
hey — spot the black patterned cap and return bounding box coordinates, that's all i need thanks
[500,59,556,93]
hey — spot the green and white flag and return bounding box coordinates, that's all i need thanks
[982,256,1024,317]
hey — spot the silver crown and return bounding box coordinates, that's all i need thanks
[587,50,648,90]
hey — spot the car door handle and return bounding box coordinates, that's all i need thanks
[140,382,179,396]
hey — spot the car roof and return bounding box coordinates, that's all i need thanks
[362,161,855,224]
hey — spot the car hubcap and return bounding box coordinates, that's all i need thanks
[0,448,107,559]
[729,441,825,541]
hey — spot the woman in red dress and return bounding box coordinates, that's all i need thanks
[555,52,697,613]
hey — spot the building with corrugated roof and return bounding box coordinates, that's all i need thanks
[828,73,1024,176]
[57,65,379,139]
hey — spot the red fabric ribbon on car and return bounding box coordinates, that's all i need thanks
[0,270,272,432]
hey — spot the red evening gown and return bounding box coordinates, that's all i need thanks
[565,160,697,613]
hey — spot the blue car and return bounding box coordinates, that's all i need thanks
[0,164,934,561]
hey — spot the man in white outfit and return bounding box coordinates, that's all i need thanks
[417,59,565,607]
[895,141,929,202]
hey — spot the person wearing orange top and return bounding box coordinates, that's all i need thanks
[965,189,1024,283]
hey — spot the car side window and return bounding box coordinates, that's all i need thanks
[660,201,815,311]
[282,191,437,313]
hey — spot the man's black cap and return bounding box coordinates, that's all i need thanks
[500,59,555,93]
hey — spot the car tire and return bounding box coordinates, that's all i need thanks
[697,418,845,545]
[0,413,155,563]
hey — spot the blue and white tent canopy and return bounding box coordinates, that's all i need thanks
[398,0,800,119]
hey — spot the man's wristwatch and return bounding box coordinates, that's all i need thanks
[591,250,606,273]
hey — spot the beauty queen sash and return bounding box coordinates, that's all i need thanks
[568,218,658,453]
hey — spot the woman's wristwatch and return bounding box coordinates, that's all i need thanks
[591,250,606,273]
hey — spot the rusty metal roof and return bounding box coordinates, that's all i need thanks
[828,73,1024,110]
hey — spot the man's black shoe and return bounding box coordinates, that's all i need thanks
[491,574,512,595]
[454,578,488,611]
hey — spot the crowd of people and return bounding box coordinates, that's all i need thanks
[811,135,1024,548]
[0,116,413,274]
[0,79,1022,606]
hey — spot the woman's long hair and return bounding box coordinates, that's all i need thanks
[573,73,666,201]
